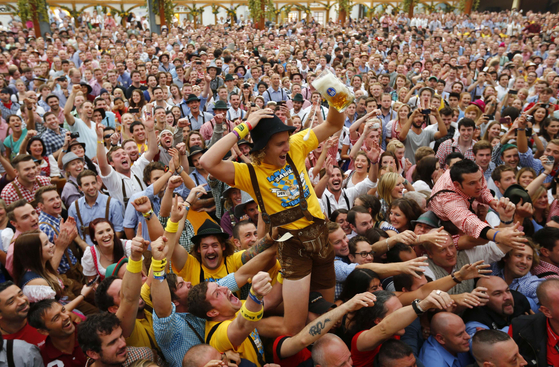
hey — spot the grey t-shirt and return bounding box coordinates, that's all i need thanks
[404,129,436,164]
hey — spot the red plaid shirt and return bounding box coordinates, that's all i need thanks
[532,260,559,279]
[428,168,494,239]
[1,176,52,207]
[436,138,477,169]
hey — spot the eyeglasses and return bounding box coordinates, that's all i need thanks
[104,134,113,139]
[355,251,375,258]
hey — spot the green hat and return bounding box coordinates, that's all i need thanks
[292,93,304,102]
[105,257,128,278]
[225,74,235,82]
[214,100,228,111]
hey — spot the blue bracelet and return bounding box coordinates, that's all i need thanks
[248,291,263,305]
[493,231,500,243]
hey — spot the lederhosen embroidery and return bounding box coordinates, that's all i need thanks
[247,154,319,237]
[74,197,112,240]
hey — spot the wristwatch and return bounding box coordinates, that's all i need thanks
[412,299,425,315]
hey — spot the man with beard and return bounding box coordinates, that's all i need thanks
[463,276,531,337]
[400,98,448,165]
[36,186,81,276]
[68,170,124,247]
[316,159,377,217]
[94,223,159,351]
[0,281,46,347]
[290,93,306,120]
[28,300,88,366]
[78,312,158,367]
[45,93,65,125]
[1,154,51,206]
[64,85,98,159]
[41,111,68,158]
[96,118,158,209]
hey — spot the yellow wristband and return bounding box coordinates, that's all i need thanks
[233,123,250,140]
[97,140,104,144]
[240,303,263,322]
[127,259,142,274]
[165,220,179,233]
[151,258,167,273]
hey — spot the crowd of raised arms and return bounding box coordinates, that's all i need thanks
[2,7,559,367]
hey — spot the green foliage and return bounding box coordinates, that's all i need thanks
[18,0,49,23]
[338,0,352,13]
[402,0,419,13]
[458,0,479,12]
[152,0,175,24]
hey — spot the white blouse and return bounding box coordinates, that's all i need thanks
[81,240,132,277]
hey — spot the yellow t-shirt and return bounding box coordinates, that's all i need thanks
[232,130,324,230]
[172,251,244,286]
[205,303,265,367]
[125,308,159,352]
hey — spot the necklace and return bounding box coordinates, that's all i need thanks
[97,247,113,263]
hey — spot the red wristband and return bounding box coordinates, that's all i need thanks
[246,121,253,130]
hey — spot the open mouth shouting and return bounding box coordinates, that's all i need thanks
[227,289,240,305]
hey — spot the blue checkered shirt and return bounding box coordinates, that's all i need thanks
[41,127,68,156]
[334,256,358,300]
[38,211,77,274]
[519,148,554,184]
[491,262,544,311]
[153,273,239,367]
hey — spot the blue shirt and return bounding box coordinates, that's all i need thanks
[491,263,544,312]
[263,87,288,103]
[419,336,473,367]
[67,193,124,246]
[518,148,554,184]
[153,272,239,367]
[123,185,160,243]
[38,211,77,274]
[334,256,357,299]
[118,72,132,89]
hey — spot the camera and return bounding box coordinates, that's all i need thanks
[526,115,534,122]
[421,109,431,115]
[70,132,80,139]
[485,114,495,120]
[542,103,550,108]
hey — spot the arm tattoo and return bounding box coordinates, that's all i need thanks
[241,235,275,264]
[308,318,331,337]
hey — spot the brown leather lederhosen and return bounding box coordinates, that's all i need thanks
[246,154,334,288]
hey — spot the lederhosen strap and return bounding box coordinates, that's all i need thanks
[537,271,559,278]
[246,154,316,237]
[199,256,229,284]
[122,175,144,208]
[6,339,14,367]
[205,321,265,366]
[325,191,350,217]
[75,197,112,240]
[12,178,44,201]
[427,189,476,214]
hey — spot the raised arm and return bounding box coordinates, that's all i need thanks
[313,106,344,143]
[131,196,164,241]
[432,108,448,139]
[226,271,272,348]
[116,223,149,338]
[143,116,158,162]
[64,85,81,126]
[279,293,376,358]
[18,129,36,155]
[200,108,274,186]
[355,290,453,352]
[95,123,112,176]
[149,235,174,318]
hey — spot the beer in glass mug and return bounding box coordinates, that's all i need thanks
[312,69,355,112]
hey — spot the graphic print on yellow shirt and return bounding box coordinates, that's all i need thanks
[232,130,324,230]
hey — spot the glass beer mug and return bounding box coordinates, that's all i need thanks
[312,69,355,113]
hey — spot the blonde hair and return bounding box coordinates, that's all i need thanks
[386,140,404,153]
[377,172,401,205]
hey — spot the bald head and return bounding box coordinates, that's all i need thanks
[312,334,351,367]
[476,276,515,316]
[431,312,470,355]
[182,344,221,367]
[537,279,559,309]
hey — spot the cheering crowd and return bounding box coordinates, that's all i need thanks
[0,7,559,367]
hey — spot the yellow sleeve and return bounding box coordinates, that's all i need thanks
[173,254,201,284]
[290,129,319,159]
[140,282,153,310]
[229,251,245,272]
[207,320,236,352]
[232,162,256,198]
